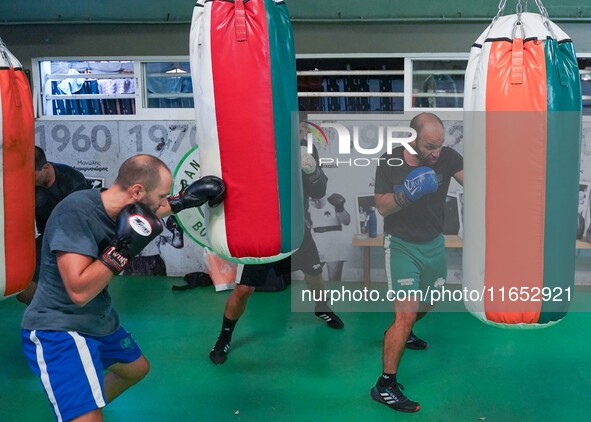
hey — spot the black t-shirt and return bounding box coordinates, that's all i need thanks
[374,146,463,242]
[35,163,89,234]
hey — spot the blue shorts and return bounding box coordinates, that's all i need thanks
[22,326,142,422]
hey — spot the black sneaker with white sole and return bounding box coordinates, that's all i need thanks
[382,329,429,350]
[406,331,428,350]
[314,311,344,329]
[370,380,420,413]
[209,337,230,365]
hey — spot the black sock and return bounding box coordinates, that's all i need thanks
[378,372,397,387]
[220,316,238,343]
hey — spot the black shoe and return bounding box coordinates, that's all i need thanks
[406,331,428,350]
[370,381,420,413]
[315,311,344,329]
[172,272,213,290]
[209,337,230,365]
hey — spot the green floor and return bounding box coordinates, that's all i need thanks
[2,277,591,421]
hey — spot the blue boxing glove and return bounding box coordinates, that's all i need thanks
[393,166,439,208]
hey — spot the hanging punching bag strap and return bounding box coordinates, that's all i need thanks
[511,37,524,85]
[234,0,247,42]
[511,11,525,85]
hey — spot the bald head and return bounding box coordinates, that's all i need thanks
[410,113,444,137]
[114,154,171,191]
[409,113,445,166]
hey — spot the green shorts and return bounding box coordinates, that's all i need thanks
[384,233,447,301]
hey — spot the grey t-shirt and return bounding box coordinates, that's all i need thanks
[22,189,120,336]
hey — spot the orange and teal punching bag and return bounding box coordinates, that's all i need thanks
[0,39,36,299]
[187,0,303,264]
[463,1,582,327]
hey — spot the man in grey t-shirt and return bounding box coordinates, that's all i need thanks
[22,154,225,421]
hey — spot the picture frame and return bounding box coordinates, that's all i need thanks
[443,192,461,236]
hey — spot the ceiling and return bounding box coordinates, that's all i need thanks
[0,0,590,24]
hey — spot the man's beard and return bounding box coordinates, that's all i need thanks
[417,152,434,165]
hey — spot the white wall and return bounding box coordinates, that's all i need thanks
[38,116,591,282]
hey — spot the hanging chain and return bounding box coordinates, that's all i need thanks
[492,0,508,26]
[533,0,550,19]
[493,0,556,40]
[497,0,548,19]
[533,0,557,39]
[507,0,524,39]
[0,37,10,65]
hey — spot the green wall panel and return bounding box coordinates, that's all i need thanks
[288,0,591,20]
[0,0,589,24]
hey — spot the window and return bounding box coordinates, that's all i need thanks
[143,61,193,109]
[296,56,404,113]
[33,54,590,118]
[33,57,196,119]
[407,57,468,110]
[37,59,135,116]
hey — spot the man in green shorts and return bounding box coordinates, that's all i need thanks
[372,112,463,412]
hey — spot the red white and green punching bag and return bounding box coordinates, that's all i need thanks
[186,0,303,264]
[0,39,36,299]
[463,0,582,327]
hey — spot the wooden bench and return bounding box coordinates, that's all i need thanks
[352,234,591,286]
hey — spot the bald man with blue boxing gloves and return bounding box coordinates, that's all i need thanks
[371,113,463,413]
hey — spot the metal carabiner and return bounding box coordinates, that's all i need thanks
[512,17,525,39]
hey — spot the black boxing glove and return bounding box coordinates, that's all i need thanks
[164,215,184,248]
[100,203,164,274]
[168,175,226,214]
[164,215,180,233]
[327,193,346,213]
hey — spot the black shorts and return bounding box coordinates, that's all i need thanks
[240,227,322,287]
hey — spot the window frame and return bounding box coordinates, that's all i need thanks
[32,56,196,121]
[31,53,591,122]
[403,53,469,112]
[295,53,470,114]
[296,53,406,114]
